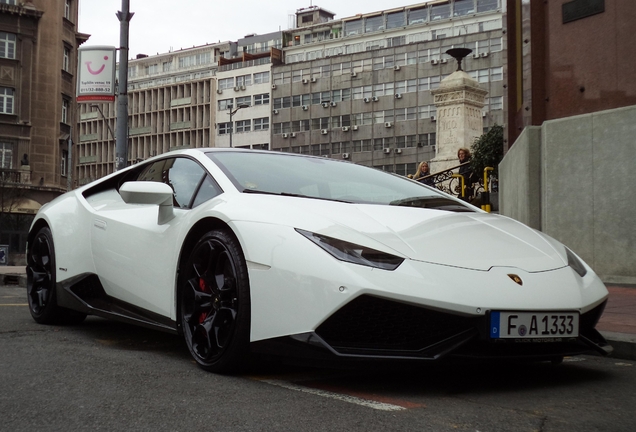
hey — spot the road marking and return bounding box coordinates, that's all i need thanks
[258,379,407,411]
[0,304,28,306]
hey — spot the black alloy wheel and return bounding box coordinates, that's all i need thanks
[180,229,250,373]
[27,227,86,325]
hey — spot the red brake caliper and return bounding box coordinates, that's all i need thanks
[198,277,209,324]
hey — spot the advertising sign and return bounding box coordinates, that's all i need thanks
[77,46,117,102]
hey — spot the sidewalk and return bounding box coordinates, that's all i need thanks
[2,266,635,361]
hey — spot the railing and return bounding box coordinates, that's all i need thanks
[0,167,31,185]
[415,162,469,196]
[416,163,498,210]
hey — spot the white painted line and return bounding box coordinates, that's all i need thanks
[260,379,406,412]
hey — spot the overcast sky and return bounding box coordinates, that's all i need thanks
[78,0,430,59]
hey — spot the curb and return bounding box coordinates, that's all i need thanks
[601,331,636,362]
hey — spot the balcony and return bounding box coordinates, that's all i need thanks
[0,166,31,185]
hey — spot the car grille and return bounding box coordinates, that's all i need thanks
[315,295,476,355]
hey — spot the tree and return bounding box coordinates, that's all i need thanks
[470,124,504,179]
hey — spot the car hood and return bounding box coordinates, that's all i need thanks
[221,195,568,273]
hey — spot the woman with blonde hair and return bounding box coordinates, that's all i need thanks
[414,161,434,186]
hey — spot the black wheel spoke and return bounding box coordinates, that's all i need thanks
[180,230,247,371]
[27,232,55,313]
[25,227,82,324]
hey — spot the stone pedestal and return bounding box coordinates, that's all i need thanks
[430,71,487,174]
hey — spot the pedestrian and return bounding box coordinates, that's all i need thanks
[457,148,476,201]
[414,161,434,186]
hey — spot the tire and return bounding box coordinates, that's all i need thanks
[27,227,86,324]
[27,227,86,325]
[179,229,251,373]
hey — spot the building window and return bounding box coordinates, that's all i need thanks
[61,99,69,123]
[365,15,384,33]
[218,99,232,111]
[344,19,362,36]
[408,6,428,25]
[0,87,15,114]
[254,93,269,106]
[253,117,269,131]
[64,0,71,20]
[235,120,250,133]
[386,11,406,29]
[236,96,251,106]
[0,0,17,5]
[218,78,234,90]
[63,47,70,72]
[0,32,16,59]
[236,74,252,87]
[253,72,269,84]
[61,149,68,177]
[0,142,13,169]
[490,96,503,110]
[431,1,451,21]
[490,66,503,81]
[453,0,475,17]
[218,122,232,135]
[477,0,500,13]
[419,133,436,147]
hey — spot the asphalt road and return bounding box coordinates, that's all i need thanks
[1,285,635,432]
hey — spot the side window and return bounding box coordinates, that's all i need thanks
[136,157,219,208]
[192,175,222,208]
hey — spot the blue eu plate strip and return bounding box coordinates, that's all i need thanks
[490,311,500,338]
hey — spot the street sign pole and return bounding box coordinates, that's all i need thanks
[115,0,133,171]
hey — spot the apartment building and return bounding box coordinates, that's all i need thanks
[271,0,505,176]
[0,0,86,264]
[214,32,282,150]
[77,32,283,185]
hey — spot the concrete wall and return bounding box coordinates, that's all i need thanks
[500,105,636,284]
[499,126,542,230]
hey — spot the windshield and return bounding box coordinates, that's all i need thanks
[206,151,470,209]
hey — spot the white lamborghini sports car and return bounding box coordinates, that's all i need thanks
[27,149,611,372]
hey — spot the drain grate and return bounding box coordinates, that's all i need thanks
[2,275,20,285]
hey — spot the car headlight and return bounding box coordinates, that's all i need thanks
[565,247,587,278]
[296,229,404,271]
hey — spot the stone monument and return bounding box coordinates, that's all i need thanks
[430,48,488,174]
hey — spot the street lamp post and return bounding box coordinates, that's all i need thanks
[228,103,249,148]
[115,0,133,171]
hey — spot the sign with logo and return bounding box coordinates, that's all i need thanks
[77,46,117,102]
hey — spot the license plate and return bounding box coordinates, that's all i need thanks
[490,312,579,339]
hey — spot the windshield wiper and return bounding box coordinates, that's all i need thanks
[242,189,353,203]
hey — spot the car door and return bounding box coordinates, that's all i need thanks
[90,156,222,318]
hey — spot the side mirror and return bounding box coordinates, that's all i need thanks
[119,181,175,224]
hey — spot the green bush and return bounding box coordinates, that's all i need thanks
[470,124,504,179]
